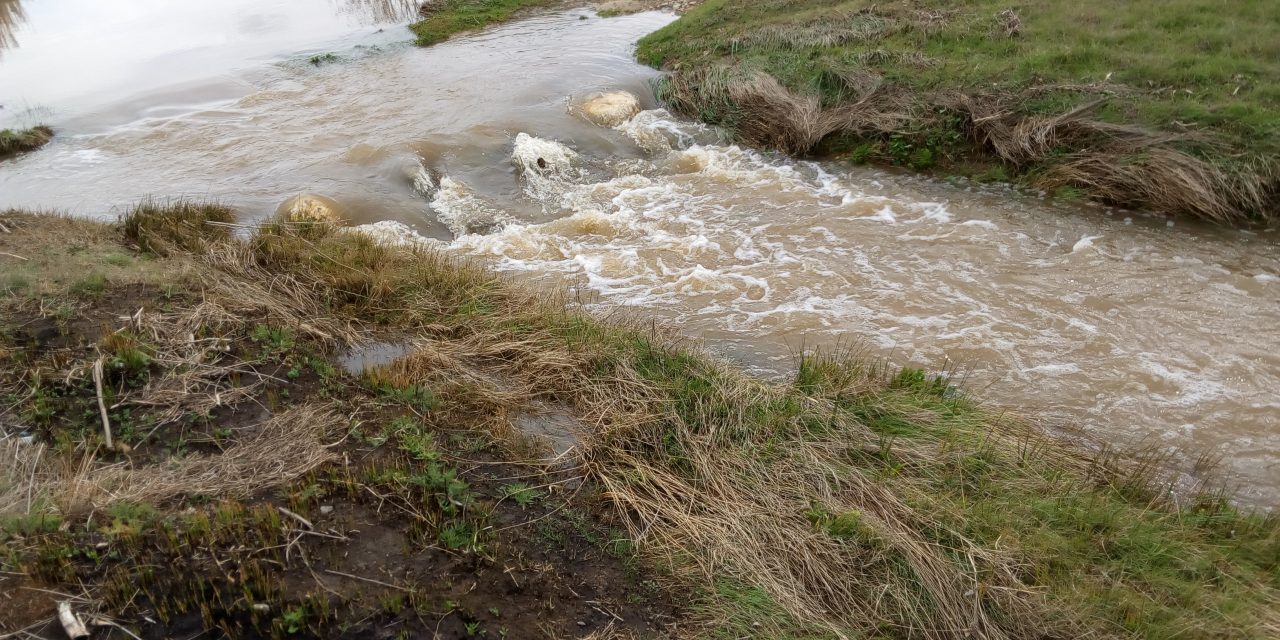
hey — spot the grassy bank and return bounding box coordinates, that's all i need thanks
[409,0,551,46]
[636,0,1280,224]
[2,203,1278,638]
[0,125,52,160]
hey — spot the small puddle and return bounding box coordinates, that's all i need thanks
[339,341,411,374]
[514,408,582,458]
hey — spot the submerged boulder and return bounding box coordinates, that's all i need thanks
[277,194,345,225]
[575,91,641,128]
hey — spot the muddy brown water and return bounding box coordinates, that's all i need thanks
[2,0,1278,507]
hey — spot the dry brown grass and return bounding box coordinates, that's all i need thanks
[659,65,913,154]
[657,64,1279,223]
[1,405,342,514]
[573,360,1070,639]
[121,199,235,256]
[953,95,1279,224]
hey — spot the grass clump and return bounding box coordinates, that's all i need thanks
[0,125,52,159]
[308,52,339,66]
[121,199,235,256]
[409,0,550,46]
[637,0,1280,224]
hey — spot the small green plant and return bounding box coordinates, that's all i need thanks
[307,355,337,380]
[69,272,107,296]
[100,330,154,383]
[1053,185,1089,200]
[606,531,636,559]
[464,620,482,636]
[847,142,877,164]
[410,463,473,514]
[909,147,935,170]
[381,593,405,614]
[976,164,1010,183]
[309,52,339,66]
[889,367,949,396]
[250,324,294,355]
[21,380,57,425]
[500,482,542,508]
[886,135,912,165]
[1,510,62,537]
[100,505,152,541]
[280,606,306,634]
[439,520,476,550]
[372,380,438,412]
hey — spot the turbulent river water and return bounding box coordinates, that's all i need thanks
[2,0,1278,507]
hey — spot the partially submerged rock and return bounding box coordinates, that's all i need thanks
[277,194,345,225]
[574,91,641,128]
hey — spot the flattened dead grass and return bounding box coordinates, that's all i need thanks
[2,405,343,513]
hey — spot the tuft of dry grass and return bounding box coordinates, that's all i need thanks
[656,65,913,155]
[953,95,1279,224]
[121,199,235,256]
[2,403,343,514]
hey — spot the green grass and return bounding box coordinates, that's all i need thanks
[409,0,551,46]
[0,125,53,159]
[636,0,1280,222]
[638,0,1278,151]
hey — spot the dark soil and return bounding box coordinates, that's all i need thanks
[0,284,680,639]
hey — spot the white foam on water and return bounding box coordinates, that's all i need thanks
[431,176,514,237]
[614,108,698,154]
[1072,235,1103,253]
[424,110,1280,506]
[1024,363,1083,376]
[348,220,440,247]
[410,160,438,198]
[511,132,584,207]
[71,148,107,164]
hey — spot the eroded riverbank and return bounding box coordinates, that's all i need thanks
[1,3,1277,508]
[3,206,1277,639]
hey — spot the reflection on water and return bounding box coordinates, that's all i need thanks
[337,0,422,24]
[0,0,428,125]
[0,0,25,55]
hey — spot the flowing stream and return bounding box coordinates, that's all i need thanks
[2,0,1278,507]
